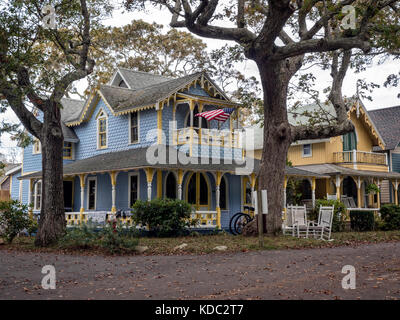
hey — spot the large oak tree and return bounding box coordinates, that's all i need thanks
[0,0,111,246]
[125,0,400,234]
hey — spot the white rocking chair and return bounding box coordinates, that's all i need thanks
[282,205,307,237]
[306,206,334,241]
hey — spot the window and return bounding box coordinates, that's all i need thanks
[129,173,139,207]
[63,142,73,159]
[302,144,312,157]
[33,139,41,154]
[186,173,210,208]
[130,112,139,144]
[343,131,357,151]
[87,178,97,210]
[97,110,107,149]
[165,172,177,199]
[34,181,42,211]
[220,176,228,210]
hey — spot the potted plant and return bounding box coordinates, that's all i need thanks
[366,183,380,195]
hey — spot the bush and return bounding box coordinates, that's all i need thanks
[379,204,400,230]
[310,199,346,232]
[350,210,375,231]
[0,200,33,243]
[99,221,139,254]
[58,221,139,254]
[132,198,195,237]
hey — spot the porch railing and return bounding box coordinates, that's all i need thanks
[65,211,217,229]
[173,128,241,148]
[333,150,387,165]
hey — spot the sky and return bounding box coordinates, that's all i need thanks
[1,3,399,162]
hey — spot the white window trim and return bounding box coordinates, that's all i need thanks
[86,177,97,211]
[128,172,140,207]
[96,109,108,150]
[302,144,312,158]
[19,180,23,203]
[33,180,42,211]
[220,175,229,210]
[32,139,42,155]
[128,111,140,144]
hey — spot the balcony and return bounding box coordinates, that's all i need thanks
[173,127,242,148]
[333,150,387,166]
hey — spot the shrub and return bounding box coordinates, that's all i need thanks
[59,222,98,249]
[379,204,400,230]
[99,221,139,254]
[132,198,195,237]
[310,199,346,232]
[350,210,375,231]
[0,200,32,243]
[58,221,139,254]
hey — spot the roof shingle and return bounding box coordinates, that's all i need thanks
[368,106,400,150]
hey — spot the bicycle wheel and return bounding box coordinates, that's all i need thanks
[234,213,252,235]
[229,212,244,235]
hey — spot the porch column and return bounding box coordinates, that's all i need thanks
[393,180,399,205]
[157,169,162,198]
[356,176,363,208]
[377,179,381,209]
[109,171,119,213]
[311,177,316,208]
[335,175,342,201]
[177,170,184,200]
[216,171,222,229]
[250,172,257,205]
[145,168,154,200]
[79,174,87,222]
[283,176,288,220]
[189,100,195,156]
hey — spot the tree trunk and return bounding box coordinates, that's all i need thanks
[256,58,301,235]
[34,101,66,246]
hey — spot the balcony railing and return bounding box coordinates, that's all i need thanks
[173,127,242,148]
[333,150,387,165]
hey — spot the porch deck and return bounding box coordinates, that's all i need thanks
[64,210,217,229]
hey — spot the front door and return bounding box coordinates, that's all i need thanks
[87,178,97,211]
[63,181,73,212]
[186,172,210,210]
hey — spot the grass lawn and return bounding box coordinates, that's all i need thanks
[1,230,400,256]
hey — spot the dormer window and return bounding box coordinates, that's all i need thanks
[63,142,73,159]
[302,144,312,157]
[97,110,108,149]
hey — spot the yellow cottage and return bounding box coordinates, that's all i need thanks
[245,99,400,211]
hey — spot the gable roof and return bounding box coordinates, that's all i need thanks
[59,98,82,142]
[287,99,385,149]
[67,70,233,126]
[368,105,400,150]
[114,68,172,90]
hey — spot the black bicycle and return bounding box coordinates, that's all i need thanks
[229,206,255,235]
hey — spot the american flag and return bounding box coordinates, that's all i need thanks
[195,108,235,122]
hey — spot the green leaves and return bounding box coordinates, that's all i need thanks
[131,198,195,237]
[0,200,32,244]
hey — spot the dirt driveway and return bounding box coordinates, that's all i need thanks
[0,242,399,300]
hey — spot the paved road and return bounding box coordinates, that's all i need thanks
[0,242,399,299]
